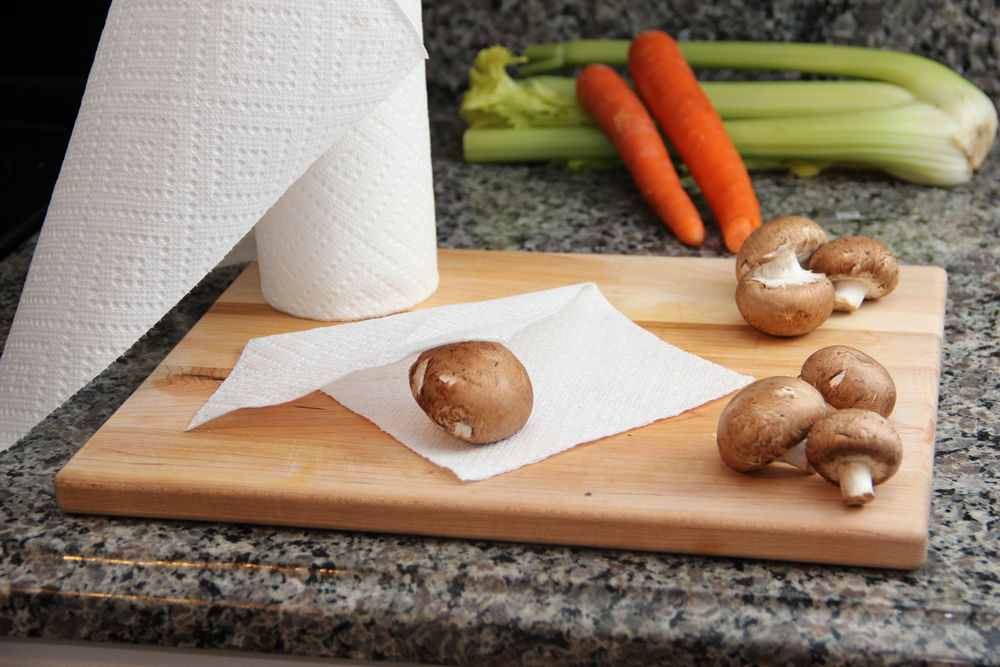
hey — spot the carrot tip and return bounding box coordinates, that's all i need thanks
[678,225,705,247]
[723,218,761,254]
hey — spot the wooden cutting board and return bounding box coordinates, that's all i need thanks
[55,249,946,568]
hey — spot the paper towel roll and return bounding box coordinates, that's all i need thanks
[0,0,436,451]
[254,56,439,320]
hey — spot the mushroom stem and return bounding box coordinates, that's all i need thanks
[832,279,870,312]
[837,460,875,505]
[777,440,813,473]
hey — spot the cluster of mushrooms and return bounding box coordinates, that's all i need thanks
[717,344,903,506]
[405,219,908,509]
[735,216,901,336]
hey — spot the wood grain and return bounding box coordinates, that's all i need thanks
[55,249,947,568]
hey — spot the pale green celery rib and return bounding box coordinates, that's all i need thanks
[520,39,997,167]
[726,103,970,185]
[463,126,617,162]
[520,76,916,120]
[463,103,972,186]
[694,81,915,119]
[520,40,628,75]
[681,41,995,164]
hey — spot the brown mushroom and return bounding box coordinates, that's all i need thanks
[717,376,832,473]
[800,345,897,417]
[736,248,836,336]
[735,215,828,280]
[807,236,900,312]
[408,341,533,444]
[806,409,903,506]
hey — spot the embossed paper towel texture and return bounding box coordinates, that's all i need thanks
[188,284,755,481]
[0,0,437,451]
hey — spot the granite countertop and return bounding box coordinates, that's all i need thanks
[3,1,1000,664]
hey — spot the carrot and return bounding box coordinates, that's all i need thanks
[576,63,705,247]
[628,30,761,253]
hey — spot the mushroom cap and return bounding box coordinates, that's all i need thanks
[800,345,897,417]
[409,341,533,444]
[717,376,831,472]
[735,250,836,337]
[806,409,902,485]
[735,215,828,280]
[807,236,900,299]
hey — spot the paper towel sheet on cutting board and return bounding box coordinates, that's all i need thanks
[184,281,755,481]
[0,0,438,452]
[56,250,948,569]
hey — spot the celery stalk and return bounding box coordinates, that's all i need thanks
[464,126,617,163]
[701,81,915,119]
[725,104,972,185]
[471,74,916,122]
[461,47,916,127]
[519,40,629,75]
[518,39,997,173]
[464,102,972,186]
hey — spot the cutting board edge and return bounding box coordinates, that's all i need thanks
[52,502,928,571]
[53,469,929,570]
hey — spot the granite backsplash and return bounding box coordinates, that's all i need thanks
[422,0,999,101]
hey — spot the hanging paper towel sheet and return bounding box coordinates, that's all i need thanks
[0,0,438,452]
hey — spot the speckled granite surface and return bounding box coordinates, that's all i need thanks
[2,1,1000,664]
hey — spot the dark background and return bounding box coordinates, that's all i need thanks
[0,3,110,259]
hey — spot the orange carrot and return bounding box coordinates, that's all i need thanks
[628,30,761,253]
[576,63,705,247]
